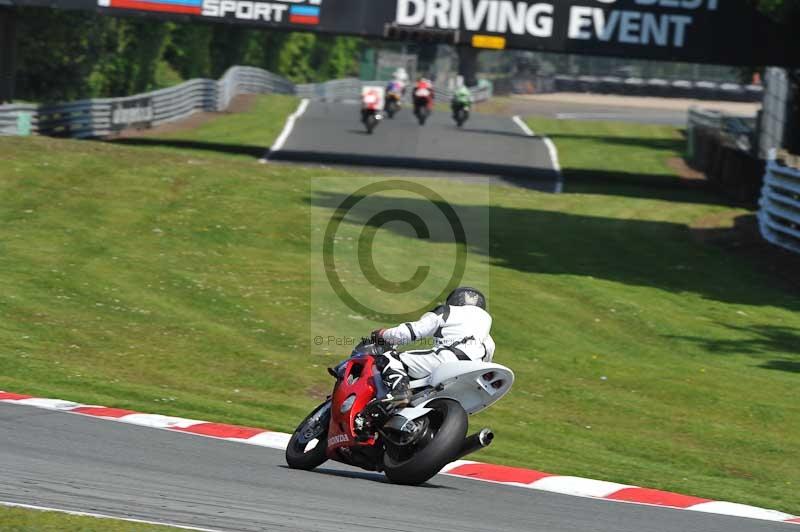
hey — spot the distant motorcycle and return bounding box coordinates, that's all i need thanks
[285,340,514,485]
[385,81,404,119]
[413,87,433,126]
[385,91,402,118]
[451,88,472,128]
[361,90,383,134]
[452,102,470,128]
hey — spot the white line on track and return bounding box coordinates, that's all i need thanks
[512,115,564,193]
[0,501,226,532]
[260,98,309,162]
[512,115,534,137]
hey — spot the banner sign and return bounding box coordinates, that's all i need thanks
[110,97,153,130]
[13,0,797,66]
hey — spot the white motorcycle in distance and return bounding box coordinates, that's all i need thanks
[286,341,514,485]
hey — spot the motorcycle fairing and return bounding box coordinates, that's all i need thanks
[326,355,378,456]
[408,361,514,415]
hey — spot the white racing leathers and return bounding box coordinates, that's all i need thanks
[381,305,495,379]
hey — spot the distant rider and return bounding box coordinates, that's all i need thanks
[360,87,382,123]
[366,287,495,412]
[451,84,472,118]
[385,68,408,98]
[412,76,434,112]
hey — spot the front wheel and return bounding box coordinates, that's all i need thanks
[285,401,330,470]
[383,399,467,485]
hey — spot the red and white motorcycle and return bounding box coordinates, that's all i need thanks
[412,86,433,125]
[360,88,384,134]
[285,342,514,485]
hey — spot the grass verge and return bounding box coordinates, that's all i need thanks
[0,109,797,515]
[0,505,183,531]
[112,93,299,161]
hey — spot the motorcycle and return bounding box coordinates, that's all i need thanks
[285,342,514,485]
[385,91,402,119]
[452,100,471,128]
[362,109,382,134]
[413,87,433,126]
[361,90,383,134]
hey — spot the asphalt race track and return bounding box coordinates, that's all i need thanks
[1,403,794,532]
[268,101,561,192]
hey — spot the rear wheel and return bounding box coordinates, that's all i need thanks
[365,115,377,134]
[382,399,467,485]
[455,108,468,127]
[285,401,330,470]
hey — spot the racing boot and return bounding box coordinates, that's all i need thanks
[361,366,412,435]
[379,366,412,411]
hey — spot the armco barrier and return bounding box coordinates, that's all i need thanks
[0,66,491,139]
[686,106,763,205]
[759,153,800,255]
[0,67,294,138]
[493,74,763,101]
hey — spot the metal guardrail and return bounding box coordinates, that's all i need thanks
[759,152,800,255]
[687,106,757,166]
[0,66,293,138]
[552,75,763,101]
[0,67,492,138]
[686,106,764,205]
[493,74,763,101]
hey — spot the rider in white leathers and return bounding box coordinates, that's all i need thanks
[369,287,494,410]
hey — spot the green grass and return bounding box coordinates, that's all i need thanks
[113,93,300,161]
[525,117,713,201]
[0,108,798,517]
[0,505,183,531]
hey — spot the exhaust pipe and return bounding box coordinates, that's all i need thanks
[455,428,494,460]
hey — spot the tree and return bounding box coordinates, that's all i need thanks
[277,32,317,83]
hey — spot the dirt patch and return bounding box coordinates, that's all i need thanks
[690,212,800,295]
[666,157,705,182]
[115,94,260,138]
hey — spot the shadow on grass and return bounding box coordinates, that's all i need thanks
[760,360,800,373]
[668,324,800,374]
[108,138,269,158]
[531,131,731,205]
[306,192,799,314]
[551,169,723,205]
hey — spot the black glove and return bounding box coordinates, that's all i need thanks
[370,328,386,345]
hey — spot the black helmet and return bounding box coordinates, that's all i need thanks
[446,287,486,309]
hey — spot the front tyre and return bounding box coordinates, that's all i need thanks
[383,399,467,485]
[285,401,330,470]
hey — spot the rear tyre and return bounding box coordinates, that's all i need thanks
[285,401,330,470]
[455,109,468,127]
[383,399,467,485]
